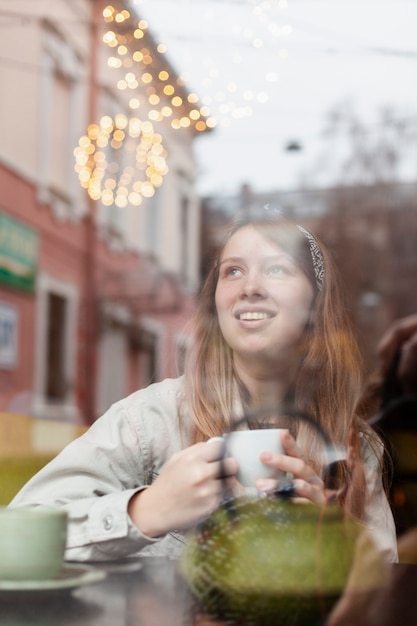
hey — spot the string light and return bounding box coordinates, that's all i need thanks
[74,114,169,207]
[75,3,215,207]
[132,0,291,127]
[101,4,212,133]
[75,2,291,205]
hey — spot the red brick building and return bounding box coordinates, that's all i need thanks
[0,0,209,423]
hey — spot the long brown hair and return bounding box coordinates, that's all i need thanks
[183,212,380,518]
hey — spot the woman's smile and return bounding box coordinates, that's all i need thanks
[234,308,276,322]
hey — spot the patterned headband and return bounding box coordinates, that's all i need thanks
[296,225,325,291]
[259,206,325,290]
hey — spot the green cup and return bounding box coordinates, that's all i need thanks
[0,507,68,581]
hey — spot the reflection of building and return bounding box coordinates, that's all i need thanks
[0,0,210,422]
[202,181,417,371]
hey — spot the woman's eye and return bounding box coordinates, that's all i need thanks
[226,267,242,277]
[268,265,287,275]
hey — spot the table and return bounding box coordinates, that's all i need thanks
[0,557,195,626]
[0,559,416,626]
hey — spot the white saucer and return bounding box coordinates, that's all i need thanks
[0,564,106,592]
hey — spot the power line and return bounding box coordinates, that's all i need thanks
[1,6,416,60]
[160,31,417,59]
[287,15,417,59]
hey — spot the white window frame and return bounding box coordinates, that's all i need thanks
[38,24,86,221]
[137,316,164,385]
[173,329,191,377]
[32,272,79,421]
[95,301,131,414]
[96,91,129,244]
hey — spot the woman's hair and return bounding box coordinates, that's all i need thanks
[183,211,379,518]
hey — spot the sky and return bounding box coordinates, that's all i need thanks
[134,0,417,195]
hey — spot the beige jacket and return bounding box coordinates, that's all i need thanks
[10,377,398,563]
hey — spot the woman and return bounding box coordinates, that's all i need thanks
[10,213,397,562]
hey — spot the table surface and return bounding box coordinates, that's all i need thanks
[0,558,416,626]
[0,557,194,626]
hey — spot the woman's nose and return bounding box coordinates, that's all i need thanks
[241,273,267,298]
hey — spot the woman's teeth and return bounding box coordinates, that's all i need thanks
[239,312,269,321]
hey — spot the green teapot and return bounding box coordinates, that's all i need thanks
[181,411,387,626]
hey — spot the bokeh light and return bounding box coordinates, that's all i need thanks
[74,115,169,206]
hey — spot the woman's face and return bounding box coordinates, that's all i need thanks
[215,225,315,368]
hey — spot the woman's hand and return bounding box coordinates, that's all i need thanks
[254,430,327,504]
[128,441,238,538]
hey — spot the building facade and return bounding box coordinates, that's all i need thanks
[0,0,210,423]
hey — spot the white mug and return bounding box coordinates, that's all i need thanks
[209,428,285,487]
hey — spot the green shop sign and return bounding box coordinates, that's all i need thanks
[0,213,38,293]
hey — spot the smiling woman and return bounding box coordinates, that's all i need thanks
[10,212,397,566]
[183,212,397,554]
